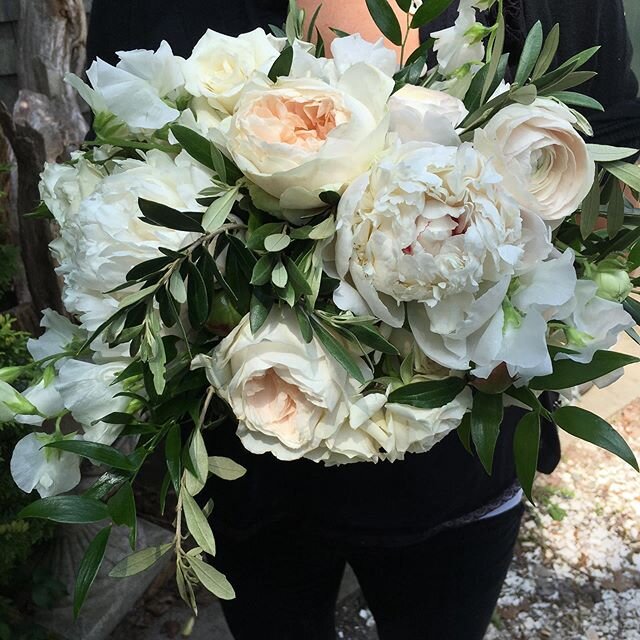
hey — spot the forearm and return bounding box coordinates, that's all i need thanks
[297,0,419,62]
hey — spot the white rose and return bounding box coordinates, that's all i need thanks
[554,280,634,364]
[194,307,369,461]
[69,41,185,131]
[51,150,213,331]
[389,85,468,145]
[334,141,525,328]
[222,62,394,213]
[475,97,595,223]
[55,360,129,445]
[183,29,285,114]
[39,154,105,226]
[432,0,485,76]
[11,433,82,498]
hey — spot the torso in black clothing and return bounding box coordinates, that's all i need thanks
[87,0,640,543]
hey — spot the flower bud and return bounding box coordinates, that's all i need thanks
[586,259,632,302]
[206,291,243,337]
[0,381,39,421]
[0,366,26,384]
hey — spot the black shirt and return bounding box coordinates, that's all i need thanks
[87,0,640,543]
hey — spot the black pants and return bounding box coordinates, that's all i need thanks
[215,503,524,640]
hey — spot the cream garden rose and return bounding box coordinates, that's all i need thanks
[475,97,595,223]
[334,141,525,328]
[183,28,285,114]
[193,308,369,461]
[220,49,394,213]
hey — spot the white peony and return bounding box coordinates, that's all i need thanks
[220,43,394,213]
[51,150,213,331]
[55,360,129,445]
[69,41,185,131]
[432,0,485,76]
[194,307,369,461]
[183,29,285,114]
[475,97,595,223]
[334,141,525,328]
[10,433,82,498]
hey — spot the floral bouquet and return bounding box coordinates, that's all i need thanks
[2,0,640,614]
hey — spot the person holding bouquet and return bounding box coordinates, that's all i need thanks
[80,1,640,639]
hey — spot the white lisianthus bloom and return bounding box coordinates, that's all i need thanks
[334,142,525,328]
[193,308,370,461]
[555,280,634,364]
[220,49,394,213]
[39,154,105,226]
[474,97,595,224]
[183,29,285,114]
[11,433,82,498]
[55,360,130,445]
[27,309,86,364]
[330,35,398,77]
[68,41,185,131]
[14,380,66,427]
[432,0,485,76]
[51,150,213,331]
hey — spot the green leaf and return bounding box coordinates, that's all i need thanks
[308,216,336,240]
[208,456,247,481]
[187,262,209,327]
[185,429,209,497]
[108,483,137,549]
[271,260,289,288]
[264,233,291,252]
[539,70,597,95]
[554,406,638,471]
[531,23,560,80]
[529,350,639,390]
[84,470,130,501]
[515,21,543,85]
[283,256,313,296]
[319,191,341,206]
[246,222,287,250]
[109,544,173,578]
[169,272,188,304]
[481,18,505,103]
[607,179,625,239]
[182,491,216,556]
[19,496,109,524]
[603,161,640,192]
[310,317,366,384]
[387,377,467,408]
[126,256,173,282]
[410,0,454,28]
[202,188,238,232]
[188,557,236,600]
[471,391,504,475]
[513,412,541,503]
[138,199,204,233]
[295,307,313,344]
[250,289,273,334]
[365,0,402,45]
[580,177,601,239]
[345,324,399,356]
[457,413,472,455]
[165,424,182,493]
[587,145,638,162]
[119,284,159,309]
[405,36,434,66]
[553,92,604,112]
[44,440,136,471]
[209,143,228,183]
[251,254,275,286]
[268,45,294,82]
[395,0,412,11]
[74,526,111,618]
[170,125,216,171]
